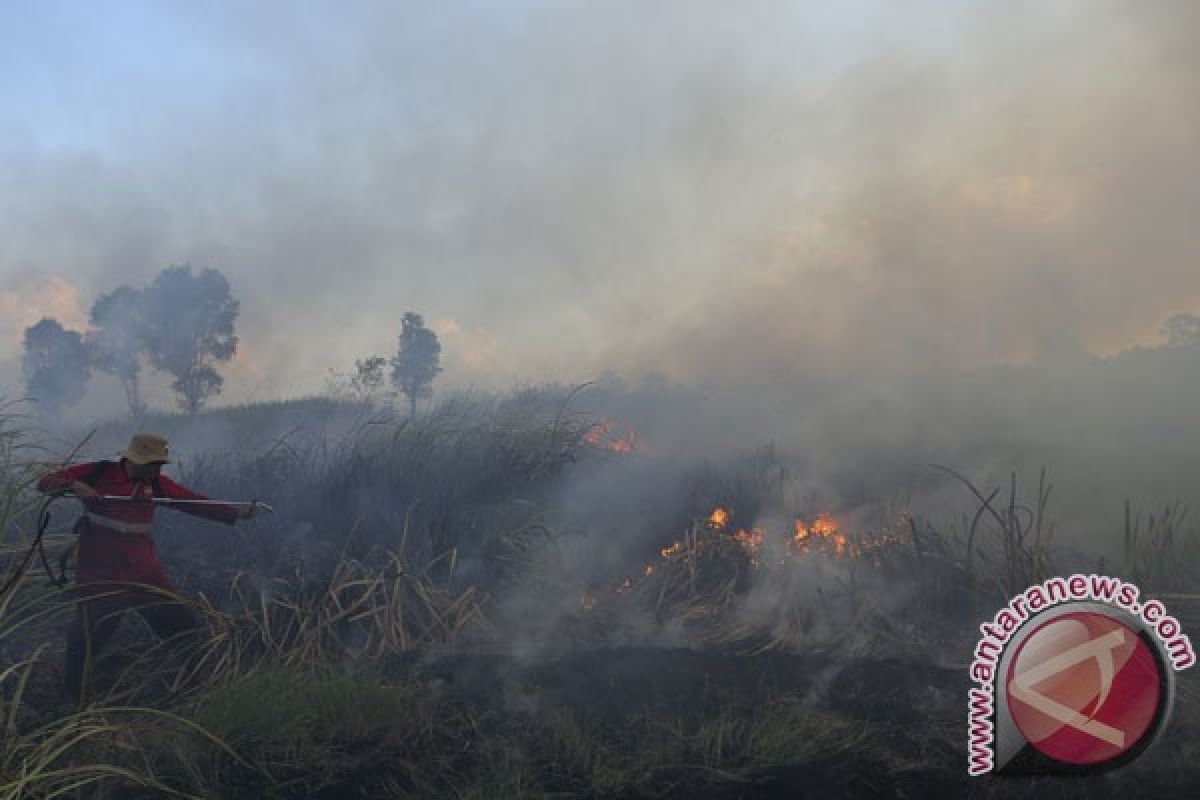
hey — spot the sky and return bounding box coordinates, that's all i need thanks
[1,0,1198,411]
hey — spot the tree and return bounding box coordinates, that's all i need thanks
[86,286,148,417]
[351,356,388,400]
[140,265,239,413]
[22,318,91,415]
[390,312,442,416]
[1163,313,1200,348]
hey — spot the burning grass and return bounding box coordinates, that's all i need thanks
[539,502,928,657]
[2,394,1200,798]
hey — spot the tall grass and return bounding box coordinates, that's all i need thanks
[4,388,1199,797]
[0,406,239,800]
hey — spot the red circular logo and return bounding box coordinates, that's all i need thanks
[1006,611,1164,765]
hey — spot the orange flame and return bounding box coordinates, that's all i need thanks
[576,506,909,615]
[583,419,639,453]
[733,529,763,547]
[793,512,849,557]
[733,527,765,567]
[661,540,686,558]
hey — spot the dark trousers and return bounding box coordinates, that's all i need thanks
[64,582,203,703]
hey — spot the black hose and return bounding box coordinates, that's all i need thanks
[38,496,71,588]
[0,493,71,602]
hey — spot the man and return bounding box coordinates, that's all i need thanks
[37,433,254,703]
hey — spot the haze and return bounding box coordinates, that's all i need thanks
[1,0,1197,411]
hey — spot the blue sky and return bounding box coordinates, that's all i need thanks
[5,2,239,151]
[3,2,895,149]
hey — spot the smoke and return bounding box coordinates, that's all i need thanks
[0,274,88,359]
[1,0,1196,405]
[5,2,1200,657]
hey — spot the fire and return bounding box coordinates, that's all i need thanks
[583,419,639,454]
[577,505,908,614]
[733,529,763,547]
[733,527,764,567]
[793,512,849,557]
[810,512,839,537]
[704,507,768,567]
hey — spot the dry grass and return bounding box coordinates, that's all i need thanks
[4,394,1200,798]
[1122,499,1195,591]
[0,401,495,797]
[0,544,490,798]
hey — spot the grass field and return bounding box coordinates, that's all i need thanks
[1,389,1198,798]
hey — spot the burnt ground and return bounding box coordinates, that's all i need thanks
[392,647,1200,800]
[9,571,1198,800]
[8,618,1200,798]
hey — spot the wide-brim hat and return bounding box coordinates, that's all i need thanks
[120,433,173,465]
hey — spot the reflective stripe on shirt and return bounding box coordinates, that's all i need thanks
[86,512,152,535]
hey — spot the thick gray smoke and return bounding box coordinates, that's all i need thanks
[1,0,1197,401]
[3,1,1199,569]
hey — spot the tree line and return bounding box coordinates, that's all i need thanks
[21,265,442,418]
[340,311,443,418]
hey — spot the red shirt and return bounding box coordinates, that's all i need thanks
[37,460,240,527]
